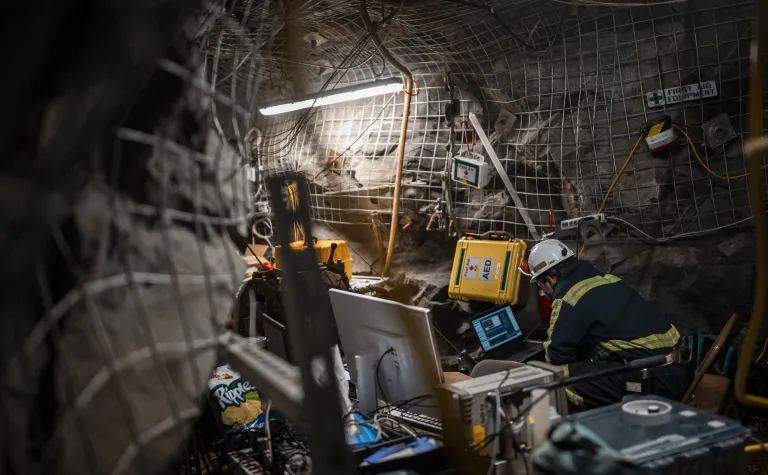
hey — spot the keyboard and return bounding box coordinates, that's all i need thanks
[380,407,443,434]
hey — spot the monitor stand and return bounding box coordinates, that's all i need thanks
[353,353,377,414]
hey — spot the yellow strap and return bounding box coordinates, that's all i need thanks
[562,274,621,306]
[565,388,584,407]
[598,325,681,355]
[543,299,563,364]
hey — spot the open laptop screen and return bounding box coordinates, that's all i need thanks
[471,305,523,352]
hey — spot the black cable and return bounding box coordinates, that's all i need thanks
[260,7,399,152]
[375,347,396,404]
[366,394,436,420]
[443,0,567,52]
[372,50,386,77]
[260,29,375,151]
[272,5,398,154]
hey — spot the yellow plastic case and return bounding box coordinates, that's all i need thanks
[274,240,353,280]
[448,238,527,305]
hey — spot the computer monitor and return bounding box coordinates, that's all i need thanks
[470,305,523,358]
[262,313,291,362]
[328,289,443,416]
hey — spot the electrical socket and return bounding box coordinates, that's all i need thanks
[560,213,606,231]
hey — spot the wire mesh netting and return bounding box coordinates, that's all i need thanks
[1,0,766,473]
[1,1,270,474]
[251,0,766,243]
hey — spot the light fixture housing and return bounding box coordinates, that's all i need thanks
[258,77,403,116]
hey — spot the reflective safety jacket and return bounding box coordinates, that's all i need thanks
[543,259,680,366]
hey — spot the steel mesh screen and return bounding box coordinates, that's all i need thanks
[249,0,766,242]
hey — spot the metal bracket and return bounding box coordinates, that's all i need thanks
[702,113,737,149]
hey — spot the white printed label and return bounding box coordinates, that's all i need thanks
[463,257,479,280]
[646,81,718,107]
[494,262,501,280]
[645,128,676,149]
[479,258,496,282]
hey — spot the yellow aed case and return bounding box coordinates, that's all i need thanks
[448,238,527,305]
[274,240,353,280]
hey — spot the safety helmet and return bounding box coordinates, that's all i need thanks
[525,239,574,282]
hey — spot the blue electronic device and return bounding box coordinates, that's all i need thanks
[470,305,523,356]
[346,413,379,448]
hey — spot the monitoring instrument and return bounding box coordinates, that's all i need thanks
[439,362,567,456]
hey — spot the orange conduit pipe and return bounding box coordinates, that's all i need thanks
[735,0,768,409]
[360,0,413,277]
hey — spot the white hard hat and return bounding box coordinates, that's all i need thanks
[526,239,574,282]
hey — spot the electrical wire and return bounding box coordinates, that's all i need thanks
[675,124,768,180]
[375,347,396,404]
[486,389,503,475]
[444,0,567,52]
[261,19,387,153]
[373,414,418,438]
[606,215,759,243]
[261,7,399,152]
[577,134,643,258]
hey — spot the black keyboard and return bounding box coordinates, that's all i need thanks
[380,407,443,434]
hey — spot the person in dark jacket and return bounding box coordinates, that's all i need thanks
[526,239,691,409]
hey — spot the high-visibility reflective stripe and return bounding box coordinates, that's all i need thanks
[565,388,584,406]
[544,274,621,364]
[562,274,621,306]
[561,364,569,377]
[543,299,563,364]
[598,325,681,355]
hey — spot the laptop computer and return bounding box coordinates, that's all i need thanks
[470,304,542,362]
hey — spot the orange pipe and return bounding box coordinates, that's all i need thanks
[360,0,413,277]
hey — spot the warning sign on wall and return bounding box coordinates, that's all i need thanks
[646,81,718,108]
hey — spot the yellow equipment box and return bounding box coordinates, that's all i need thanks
[448,238,527,305]
[274,240,353,280]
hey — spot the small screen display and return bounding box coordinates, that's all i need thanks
[472,306,522,352]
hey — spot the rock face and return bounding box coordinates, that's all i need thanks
[1,20,245,475]
[256,0,760,332]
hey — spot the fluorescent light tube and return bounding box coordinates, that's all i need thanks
[259,77,403,116]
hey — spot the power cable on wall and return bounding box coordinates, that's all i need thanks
[260,8,399,153]
[443,0,567,52]
[311,92,397,181]
[577,134,643,258]
[675,125,768,180]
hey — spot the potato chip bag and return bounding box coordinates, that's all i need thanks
[208,365,263,429]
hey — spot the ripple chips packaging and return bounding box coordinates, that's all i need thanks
[208,364,263,430]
